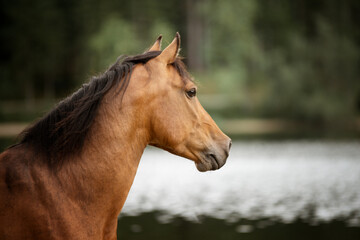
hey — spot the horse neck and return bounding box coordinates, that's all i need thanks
[59,96,150,215]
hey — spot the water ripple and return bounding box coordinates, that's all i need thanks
[121,141,360,226]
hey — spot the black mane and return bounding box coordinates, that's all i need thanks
[19,52,160,166]
[16,50,190,167]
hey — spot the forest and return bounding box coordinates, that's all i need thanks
[1,0,360,137]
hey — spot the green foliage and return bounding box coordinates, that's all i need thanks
[89,17,141,71]
[88,16,177,72]
[259,17,360,121]
[197,0,360,122]
[1,0,360,124]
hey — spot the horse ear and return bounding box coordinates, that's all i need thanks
[148,35,162,51]
[158,32,180,64]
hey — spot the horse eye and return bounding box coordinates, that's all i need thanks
[186,88,197,98]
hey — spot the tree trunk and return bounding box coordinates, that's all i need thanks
[186,0,205,72]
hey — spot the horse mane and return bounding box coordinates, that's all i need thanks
[16,50,190,168]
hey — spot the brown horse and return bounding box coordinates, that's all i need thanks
[0,33,231,239]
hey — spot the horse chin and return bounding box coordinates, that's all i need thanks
[195,162,211,172]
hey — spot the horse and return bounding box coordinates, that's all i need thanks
[0,33,231,239]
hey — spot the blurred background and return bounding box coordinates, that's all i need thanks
[1,0,360,239]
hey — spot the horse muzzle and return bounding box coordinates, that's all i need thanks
[195,139,232,172]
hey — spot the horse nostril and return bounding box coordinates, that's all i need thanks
[228,140,232,150]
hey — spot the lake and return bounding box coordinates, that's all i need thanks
[117,141,360,239]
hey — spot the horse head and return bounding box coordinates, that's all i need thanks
[126,33,231,171]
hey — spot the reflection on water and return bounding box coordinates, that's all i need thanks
[122,141,360,226]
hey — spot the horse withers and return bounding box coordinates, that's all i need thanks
[0,33,231,239]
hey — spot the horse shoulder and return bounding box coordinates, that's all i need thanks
[0,146,107,240]
[0,146,40,238]
[0,146,35,194]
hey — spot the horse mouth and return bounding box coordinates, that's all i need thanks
[195,152,226,172]
[208,153,220,170]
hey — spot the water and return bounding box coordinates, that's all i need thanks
[119,141,360,237]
